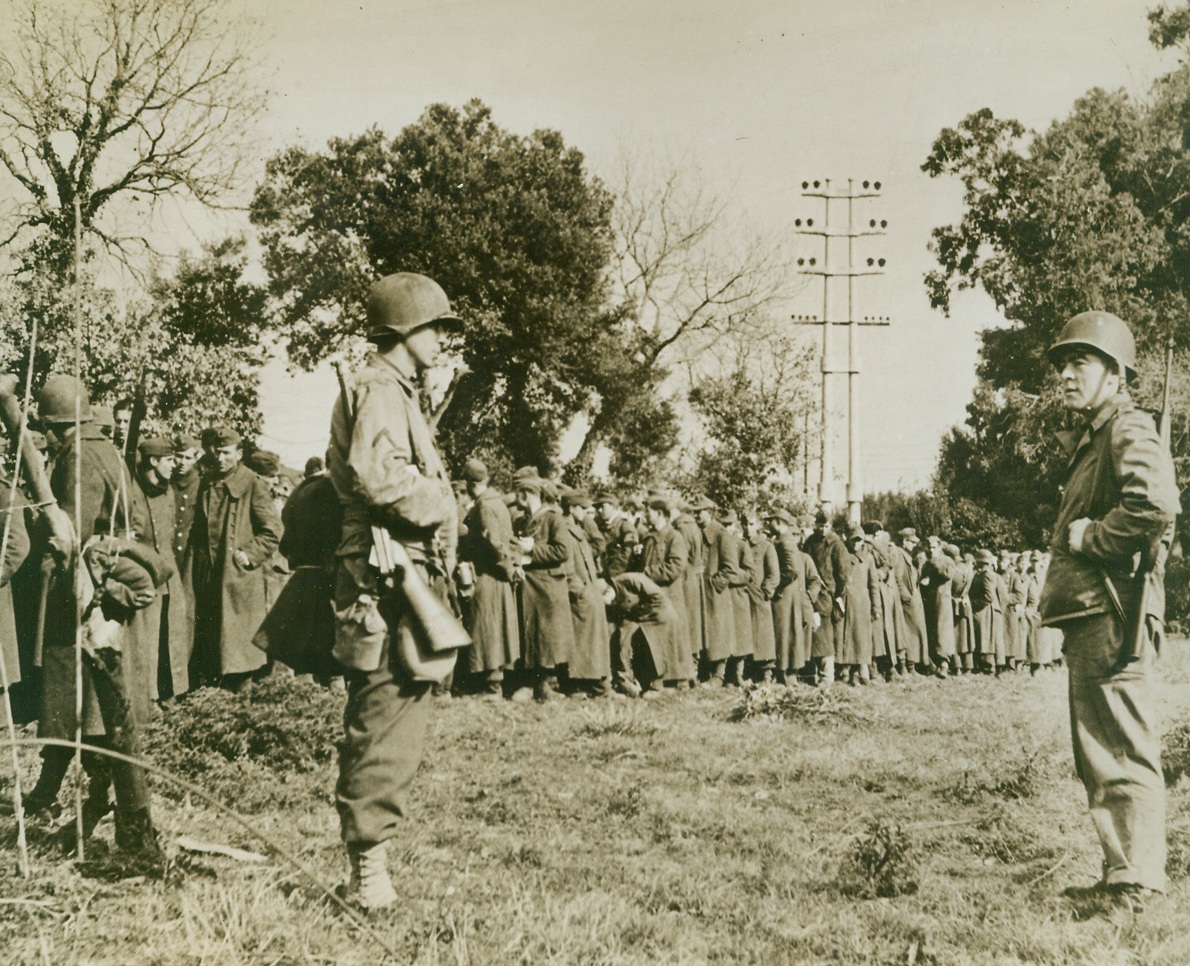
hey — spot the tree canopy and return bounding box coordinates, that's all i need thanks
[251,99,669,475]
[922,12,1190,544]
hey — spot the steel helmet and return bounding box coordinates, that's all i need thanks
[365,273,462,341]
[1046,311,1137,382]
[38,374,93,424]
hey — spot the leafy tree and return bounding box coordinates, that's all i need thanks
[685,335,814,510]
[922,13,1190,546]
[251,99,661,473]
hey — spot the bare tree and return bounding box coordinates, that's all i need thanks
[610,149,798,370]
[0,0,268,268]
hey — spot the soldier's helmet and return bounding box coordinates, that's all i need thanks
[366,273,463,341]
[1046,311,1137,383]
[38,374,93,424]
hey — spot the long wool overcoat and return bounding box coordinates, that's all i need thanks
[190,463,282,677]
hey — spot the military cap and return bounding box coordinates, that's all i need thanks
[717,508,738,526]
[173,434,201,453]
[623,496,644,513]
[462,458,489,483]
[365,273,463,341]
[945,543,961,559]
[541,479,559,503]
[646,495,671,514]
[898,527,917,539]
[201,426,241,448]
[514,476,546,495]
[766,508,795,526]
[845,524,866,541]
[977,549,996,565]
[304,455,325,477]
[688,495,716,512]
[513,465,539,480]
[814,509,829,525]
[569,489,593,508]
[861,520,882,535]
[138,437,174,459]
[246,449,281,476]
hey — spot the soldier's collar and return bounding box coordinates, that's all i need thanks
[370,351,418,391]
[1086,391,1128,433]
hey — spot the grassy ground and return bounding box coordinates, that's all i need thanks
[4,644,1190,965]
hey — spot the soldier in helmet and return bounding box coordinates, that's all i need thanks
[23,374,165,867]
[1040,311,1178,905]
[327,272,462,910]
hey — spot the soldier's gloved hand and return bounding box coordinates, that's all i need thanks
[44,504,77,562]
[1068,518,1092,554]
[812,612,822,629]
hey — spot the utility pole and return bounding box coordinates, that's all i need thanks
[793,178,888,526]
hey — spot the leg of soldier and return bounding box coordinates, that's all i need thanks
[83,648,158,859]
[1065,614,1165,892]
[336,639,432,847]
[24,746,72,817]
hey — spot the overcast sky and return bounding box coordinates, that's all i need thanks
[249,0,1174,491]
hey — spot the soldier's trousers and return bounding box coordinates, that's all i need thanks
[335,586,432,846]
[1064,613,1165,891]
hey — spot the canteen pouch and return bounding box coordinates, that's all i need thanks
[333,594,387,672]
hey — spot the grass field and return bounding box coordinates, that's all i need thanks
[4,643,1190,965]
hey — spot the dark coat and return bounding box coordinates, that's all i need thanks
[1040,392,1179,628]
[672,513,704,659]
[839,547,878,665]
[728,535,754,657]
[700,519,738,661]
[610,572,679,676]
[641,523,692,680]
[952,561,975,656]
[920,552,956,659]
[41,425,149,739]
[745,533,779,663]
[892,545,927,664]
[772,535,824,671]
[460,488,520,673]
[0,480,30,691]
[804,529,849,658]
[1003,568,1027,660]
[134,471,192,698]
[970,566,1005,666]
[190,463,282,676]
[868,542,898,660]
[516,505,575,669]
[564,517,610,680]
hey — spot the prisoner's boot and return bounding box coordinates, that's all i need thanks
[114,808,166,870]
[344,842,398,911]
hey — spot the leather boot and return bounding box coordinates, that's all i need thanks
[344,842,397,910]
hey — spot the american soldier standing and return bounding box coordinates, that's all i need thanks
[1040,311,1178,905]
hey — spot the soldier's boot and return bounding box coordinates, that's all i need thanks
[113,807,166,871]
[344,842,397,911]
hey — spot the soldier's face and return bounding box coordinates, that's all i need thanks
[113,409,131,443]
[1058,349,1119,412]
[646,508,667,531]
[147,454,175,484]
[405,324,444,371]
[174,448,199,475]
[212,444,241,474]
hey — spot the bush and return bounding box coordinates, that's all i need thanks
[142,675,344,814]
[837,820,919,898]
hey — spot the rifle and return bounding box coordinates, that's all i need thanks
[1120,334,1176,668]
[333,364,470,665]
[122,364,150,473]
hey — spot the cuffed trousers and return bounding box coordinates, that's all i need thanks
[1064,613,1165,892]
